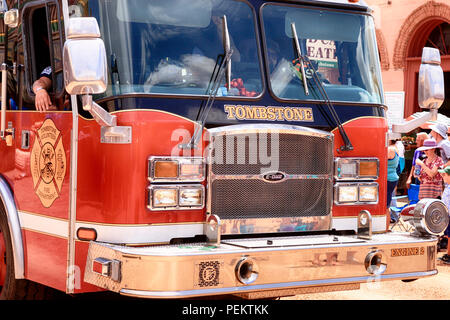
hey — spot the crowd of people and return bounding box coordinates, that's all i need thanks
[389,122,450,264]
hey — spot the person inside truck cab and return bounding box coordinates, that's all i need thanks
[32,65,69,112]
[32,66,56,112]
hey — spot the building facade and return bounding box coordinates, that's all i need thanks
[367,0,450,119]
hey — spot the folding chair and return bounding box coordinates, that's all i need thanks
[390,184,419,232]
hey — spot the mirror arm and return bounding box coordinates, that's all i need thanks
[82,94,117,127]
[389,110,437,140]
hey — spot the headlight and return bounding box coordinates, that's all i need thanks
[359,184,378,203]
[151,187,178,208]
[179,187,204,207]
[335,158,379,180]
[334,183,379,205]
[149,157,205,182]
[336,185,358,203]
[148,185,204,210]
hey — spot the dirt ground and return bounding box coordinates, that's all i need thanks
[284,252,450,300]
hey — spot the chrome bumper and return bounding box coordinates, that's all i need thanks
[84,233,437,299]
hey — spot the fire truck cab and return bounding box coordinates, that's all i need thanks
[0,0,448,299]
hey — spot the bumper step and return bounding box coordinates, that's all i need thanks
[84,233,437,299]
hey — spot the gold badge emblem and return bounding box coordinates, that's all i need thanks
[30,118,67,208]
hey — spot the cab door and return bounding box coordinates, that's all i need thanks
[12,0,72,292]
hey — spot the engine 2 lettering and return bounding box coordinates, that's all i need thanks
[391,247,425,257]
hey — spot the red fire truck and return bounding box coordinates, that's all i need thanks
[0,0,448,299]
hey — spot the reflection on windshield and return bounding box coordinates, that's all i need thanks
[85,0,262,98]
[263,5,383,104]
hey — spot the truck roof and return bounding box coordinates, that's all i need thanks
[280,0,370,12]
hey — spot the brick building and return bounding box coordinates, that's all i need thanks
[367,0,450,119]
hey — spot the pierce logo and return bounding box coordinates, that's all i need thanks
[30,118,67,208]
[263,172,286,182]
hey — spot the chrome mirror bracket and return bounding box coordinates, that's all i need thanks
[82,94,116,127]
[82,95,132,144]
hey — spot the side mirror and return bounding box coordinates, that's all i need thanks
[63,17,107,95]
[418,47,444,109]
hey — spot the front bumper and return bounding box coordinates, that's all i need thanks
[84,233,437,299]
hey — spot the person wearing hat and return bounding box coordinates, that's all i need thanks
[415,138,444,200]
[406,132,428,189]
[438,166,450,264]
[430,122,450,167]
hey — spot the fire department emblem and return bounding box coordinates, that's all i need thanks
[198,261,221,287]
[30,118,67,208]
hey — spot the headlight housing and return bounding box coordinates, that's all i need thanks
[334,183,379,205]
[148,157,205,182]
[335,158,379,180]
[148,185,205,210]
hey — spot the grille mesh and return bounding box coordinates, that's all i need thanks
[211,179,332,219]
[211,133,332,175]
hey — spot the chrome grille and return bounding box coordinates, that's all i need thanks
[207,124,334,234]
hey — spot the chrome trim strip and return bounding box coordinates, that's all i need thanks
[211,173,332,180]
[332,215,387,233]
[17,210,389,243]
[0,176,25,279]
[17,211,205,244]
[219,216,330,235]
[208,123,333,139]
[19,211,68,238]
[61,0,79,287]
[67,93,80,293]
[119,270,437,298]
[106,234,438,257]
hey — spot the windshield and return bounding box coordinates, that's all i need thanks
[262,4,383,104]
[81,0,262,98]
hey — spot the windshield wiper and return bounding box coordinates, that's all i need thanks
[184,15,233,149]
[302,55,353,151]
[290,23,352,151]
[291,23,309,96]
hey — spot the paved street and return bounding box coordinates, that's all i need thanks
[284,252,450,300]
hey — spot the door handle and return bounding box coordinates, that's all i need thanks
[5,121,14,147]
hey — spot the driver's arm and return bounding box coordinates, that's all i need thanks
[32,76,53,112]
